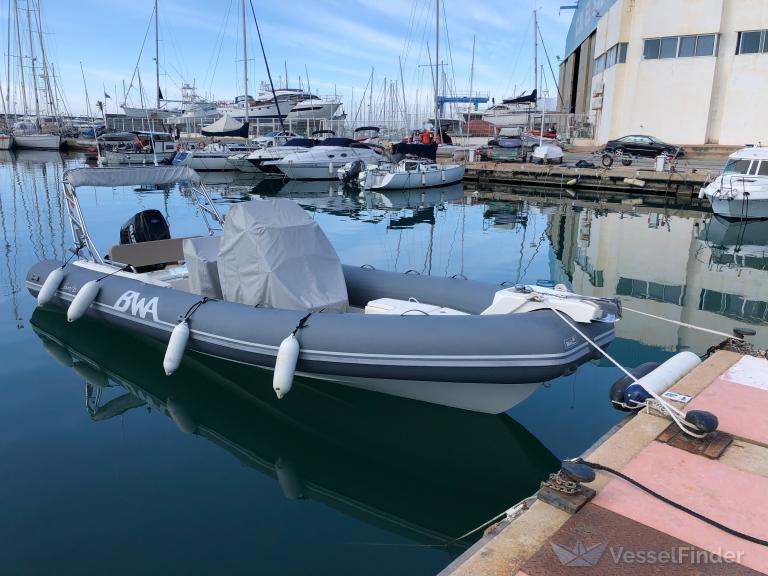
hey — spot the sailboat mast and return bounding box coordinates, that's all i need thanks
[241,0,248,122]
[25,0,40,125]
[154,0,160,110]
[14,0,27,116]
[434,0,440,140]
[533,8,538,107]
[34,0,56,119]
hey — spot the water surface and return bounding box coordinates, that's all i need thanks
[1,150,765,574]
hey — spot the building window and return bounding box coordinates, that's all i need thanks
[618,42,628,63]
[695,34,717,56]
[644,34,718,59]
[593,42,628,75]
[659,37,678,58]
[737,30,766,54]
[644,38,660,59]
[594,53,605,74]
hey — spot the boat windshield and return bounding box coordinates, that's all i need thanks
[723,158,752,174]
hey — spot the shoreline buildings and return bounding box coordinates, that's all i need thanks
[558,0,768,146]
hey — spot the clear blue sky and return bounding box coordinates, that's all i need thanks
[7,0,573,116]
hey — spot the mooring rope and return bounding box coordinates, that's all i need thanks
[575,458,768,547]
[622,306,743,341]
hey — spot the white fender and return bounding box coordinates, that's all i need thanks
[624,351,701,405]
[275,456,305,500]
[73,361,109,389]
[40,337,73,367]
[697,187,706,199]
[37,267,65,307]
[421,172,426,186]
[441,168,446,182]
[273,333,300,399]
[166,397,196,433]
[67,280,100,322]
[163,321,190,376]
[328,161,334,176]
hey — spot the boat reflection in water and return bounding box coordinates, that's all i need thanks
[31,308,558,552]
[700,214,768,270]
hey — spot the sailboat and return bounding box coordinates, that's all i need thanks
[482,10,545,129]
[121,0,176,119]
[10,0,61,149]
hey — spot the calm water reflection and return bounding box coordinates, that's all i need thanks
[1,150,767,574]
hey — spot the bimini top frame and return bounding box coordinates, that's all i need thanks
[62,166,224,264]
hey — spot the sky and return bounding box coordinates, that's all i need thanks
[4,0,574,119]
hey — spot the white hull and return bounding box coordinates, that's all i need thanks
[364,164,466,190]
[176,152,234,171]
[275,147,383,180]
[0,135,12,149]
[482,109,540,127]
[220,100,286,120]
[709,196,768,219]
[287,101,341,119]
[102,150,176,165]
[121,106,176,119]
[226,154,262,172]
[13,133,61,149]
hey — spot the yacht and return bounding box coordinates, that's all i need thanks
[173,142,251,171]
[164,83,219,126]
[702,147,768,219]
[227,137,318,173]
[287,94,342,119]
[270,138,384,180]
[482,90,541,128]
[219,84,342,121]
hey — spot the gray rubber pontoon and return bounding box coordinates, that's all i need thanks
[26,166,619,413]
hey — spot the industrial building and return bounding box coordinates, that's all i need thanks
[558,0,768,146]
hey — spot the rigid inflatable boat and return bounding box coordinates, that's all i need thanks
[26,166,620,413]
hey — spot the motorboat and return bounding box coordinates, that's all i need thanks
[482,90,541,128]
[100,131,178,165]
[271,138,385,180]
[286,94,342,119]
[27,166,620,414]
[701,147,768,219]
[0,133,13,150]
[30,306,558,550]
[348,142,466,190]
[699,214,768,270]
[226,137,318,173]
[173,142,252,171]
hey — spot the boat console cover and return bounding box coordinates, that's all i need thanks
[183,236,222,299]
[217,198,348,311]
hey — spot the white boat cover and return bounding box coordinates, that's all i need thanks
[183,236,222,299]
[217,198,348,311]
[64,166,200,188]
[201,113,245,135]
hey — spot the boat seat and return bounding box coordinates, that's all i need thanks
[364,298,468,316]
[108,237,197,268]
[183,236,222,299]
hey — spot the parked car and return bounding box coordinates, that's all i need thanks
[603,135,684,158]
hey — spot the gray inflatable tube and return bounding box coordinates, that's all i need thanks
[27,260,613,411]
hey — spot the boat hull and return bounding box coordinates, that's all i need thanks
[364,164,466,190]
[13,133,61,149]
[287,101,341,119]
[175,151,234,171]
[27,260,613,413]
[102,150,176,165]
[0,134,13,149]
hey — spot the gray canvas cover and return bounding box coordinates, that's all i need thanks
[183,236,222,299]
[217,198,348,311]
[64,166,201,188]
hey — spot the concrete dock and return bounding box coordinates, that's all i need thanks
[441,349,768,575]
[464,160,716,199]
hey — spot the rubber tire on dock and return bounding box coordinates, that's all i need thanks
[601,153,614,167]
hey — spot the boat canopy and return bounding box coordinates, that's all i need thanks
[64,166,201,189]
[283,138,318,147]
[502,89,537,105]
[354,126,380,132]
[202,113,249,138]
[312,129,335,136]
[391,142,438,161]
[319,137,357,147]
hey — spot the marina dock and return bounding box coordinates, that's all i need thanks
[463,160,716,199]
[441,348,768,575]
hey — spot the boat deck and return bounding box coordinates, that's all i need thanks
[441,349,768,575]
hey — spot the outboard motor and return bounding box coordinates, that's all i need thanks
[119,209,170,245]
[341,160,366,185]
